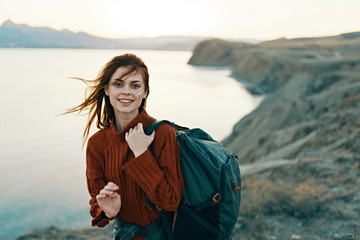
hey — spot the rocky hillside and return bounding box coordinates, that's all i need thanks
[189,33,360,94]
[190,34,360,239]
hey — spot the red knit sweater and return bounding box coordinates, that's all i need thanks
[86,109,184,239]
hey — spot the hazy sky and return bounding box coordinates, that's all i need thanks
[0,0,359,40]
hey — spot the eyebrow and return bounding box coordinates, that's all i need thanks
[113,78,142,83]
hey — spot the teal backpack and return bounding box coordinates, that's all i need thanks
[113,121,243,240]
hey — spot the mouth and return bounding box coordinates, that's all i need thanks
[118,99,134,103]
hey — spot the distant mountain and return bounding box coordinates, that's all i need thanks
[0,19,207,50]
[0,19,258,51]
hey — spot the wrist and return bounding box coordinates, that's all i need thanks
[101,211,109,219]
[101,211,114,219]
[134,149,146,158]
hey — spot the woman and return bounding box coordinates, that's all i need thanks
[68,53,184,239]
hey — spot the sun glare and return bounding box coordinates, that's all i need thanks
[104,0,206,37]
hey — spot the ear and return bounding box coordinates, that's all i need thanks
[104,86,109,96]
[143,89,148,99]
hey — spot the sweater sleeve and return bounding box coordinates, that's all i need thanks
[122,124,184,211]
[86,137,111,227]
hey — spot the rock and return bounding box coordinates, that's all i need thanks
[17,225,113,240]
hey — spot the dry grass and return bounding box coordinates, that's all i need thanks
[239,174,330,220]
[342,92,360,106]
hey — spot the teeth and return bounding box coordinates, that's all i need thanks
[120,99,133,103]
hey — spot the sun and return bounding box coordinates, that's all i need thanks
[103,0,206,38]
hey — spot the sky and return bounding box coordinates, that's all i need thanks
[0,0,359,41]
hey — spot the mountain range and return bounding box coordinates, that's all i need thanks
[0,19,259,51]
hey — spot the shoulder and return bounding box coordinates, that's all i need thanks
[154,122,177,137]
[150,122,180,158]
[151,122,178,150]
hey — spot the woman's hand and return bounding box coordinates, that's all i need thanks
[125,122,155,157]
[96,182,121,218]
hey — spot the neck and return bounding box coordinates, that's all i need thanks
[114,110,140,132]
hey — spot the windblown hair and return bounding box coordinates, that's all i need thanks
[66,53,150,145]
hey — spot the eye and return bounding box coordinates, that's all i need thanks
[114,82,123,87]
[131,84,141,89]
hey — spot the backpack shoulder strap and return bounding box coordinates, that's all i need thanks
[145,120,189,135]
[145,120,173,135]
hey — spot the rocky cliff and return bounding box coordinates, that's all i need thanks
[190,34,360,239]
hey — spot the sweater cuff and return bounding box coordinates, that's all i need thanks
[91,208,110,227]
[122,150,164,194]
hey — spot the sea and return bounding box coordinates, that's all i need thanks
[0,48,261,239]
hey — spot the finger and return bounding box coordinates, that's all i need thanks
[107,182,119,188]
[100,189,116,196]
[125,132,128,140]
[105,182,119,190]
[138,123,144,133]
[100,191,120,198]
[96,194,106,200]
[149,130,155,141]
[104,185,118,191]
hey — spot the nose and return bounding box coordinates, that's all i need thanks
[121,85,131,95]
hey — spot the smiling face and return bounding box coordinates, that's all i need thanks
[105,66,148,120]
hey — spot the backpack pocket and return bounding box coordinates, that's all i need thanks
[218,154,242,239]
[173,203,219,240]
